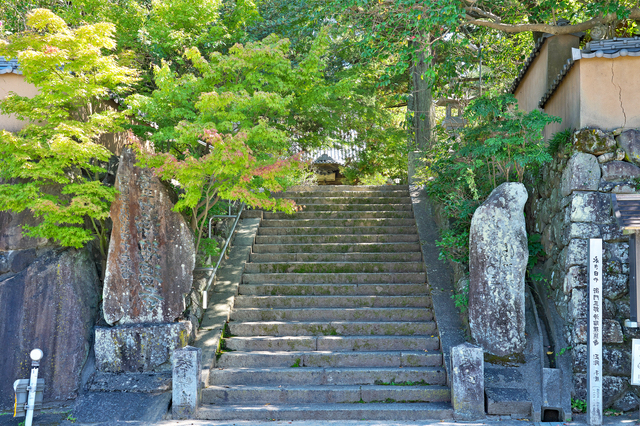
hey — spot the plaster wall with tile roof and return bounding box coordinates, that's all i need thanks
[0,62,38,132]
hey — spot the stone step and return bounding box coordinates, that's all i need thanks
[238,283,427,296]
[290,203,413,212]
[222,335,440,352]
[257,226,418,236]
[215,350,443,368]
[208,367,446,386]
[196,402,453,421]
[242,272,425,285]
[278,189,410,198]
[264,211,414,219]
[231,307,434,322]
[252,242,422,254]
[249,252,423,263]
[202,384,450,404]
[234,295,431,309]
[289,196,412,205]
[284,185,409,192]
[244,262,424,274]
[260,218,416,228]
[227,321,437,337]
[254,234,418,245]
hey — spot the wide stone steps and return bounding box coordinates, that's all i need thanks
[257,225,418,235]
[216,350,442,368]
[249,252,423,263]
[264,211,414,219]
[254,234,418,244]
[244,261,424,274]
[196,402,453,421]
[242,272,426,284]
[202,385,451,404]
[283,203,412,212]
[260,218,416,227]
[238,283,427,296]
[227,321,437,336]
[252,242,422,253]
[208,367,446,386]
[234,295,431,308]
[203,186,450,421]
[222,335,441,352]
[231,307,434,322]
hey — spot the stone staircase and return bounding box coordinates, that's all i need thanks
[199,185,453,421]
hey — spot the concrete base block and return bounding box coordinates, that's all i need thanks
[95,322,191,372]
[451,343,484,420]
[486,387,532,416]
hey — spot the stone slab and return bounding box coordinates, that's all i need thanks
[87,371,172,392]
[71,391,171,423]
[94,322,191,372]
[485,387,532,416]
[103,148,195,325]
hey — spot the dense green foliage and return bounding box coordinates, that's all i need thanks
[424,94,559,264]
[0,9,137,259]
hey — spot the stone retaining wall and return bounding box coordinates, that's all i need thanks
[526,128,640,411]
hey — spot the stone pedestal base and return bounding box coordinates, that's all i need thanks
[95,322,191,372]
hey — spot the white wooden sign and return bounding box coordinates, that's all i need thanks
[631,339,640,386]
[587,238,603,426]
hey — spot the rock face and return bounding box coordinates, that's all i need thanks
[0,248,101,409]
[0,210,48,251]
[468,182,529,356]
[103,148,195,325]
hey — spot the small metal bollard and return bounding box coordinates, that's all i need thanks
[13,349,45,426]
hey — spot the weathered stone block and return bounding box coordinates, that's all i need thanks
[604,242,629,264]
[564,266,587,294]
[603,376,628,408]
[603,346,631,376]
[570,192,612,223]
[617,129,640,166]
[572,344,587,373]
[611,183,639,194]
[603,298,617,319]
[603,272,628,300]
[603,319,624,343]
[573,319,588,343]
[612,391,639,412]
[94,322,191,373]
[565,239,588,268]
[485,387,531,416]
[561,153,601,196]
[469,183,528,356]
[103,148,195,326]
[571,287,588,319]
[601,161,640,182]
[598,149,626,164]
[0,248,100,409]
[564,223,600,244]
[601,224,628,243]
[573,128,617,155]
[172,346,201,420]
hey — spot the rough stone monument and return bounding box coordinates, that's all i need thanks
[95,148,195,372]
[469,182,528,356]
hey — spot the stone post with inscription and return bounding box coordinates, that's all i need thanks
[94,148,196,373]
[172,346,202,419]
[587,239,603,425]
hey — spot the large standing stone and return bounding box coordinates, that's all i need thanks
[103,148,195,325]
[617,129,640,166]
[469,182,528,356]
[94,322,191,372]
[561,152,600,196]
[0,248,101,409]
